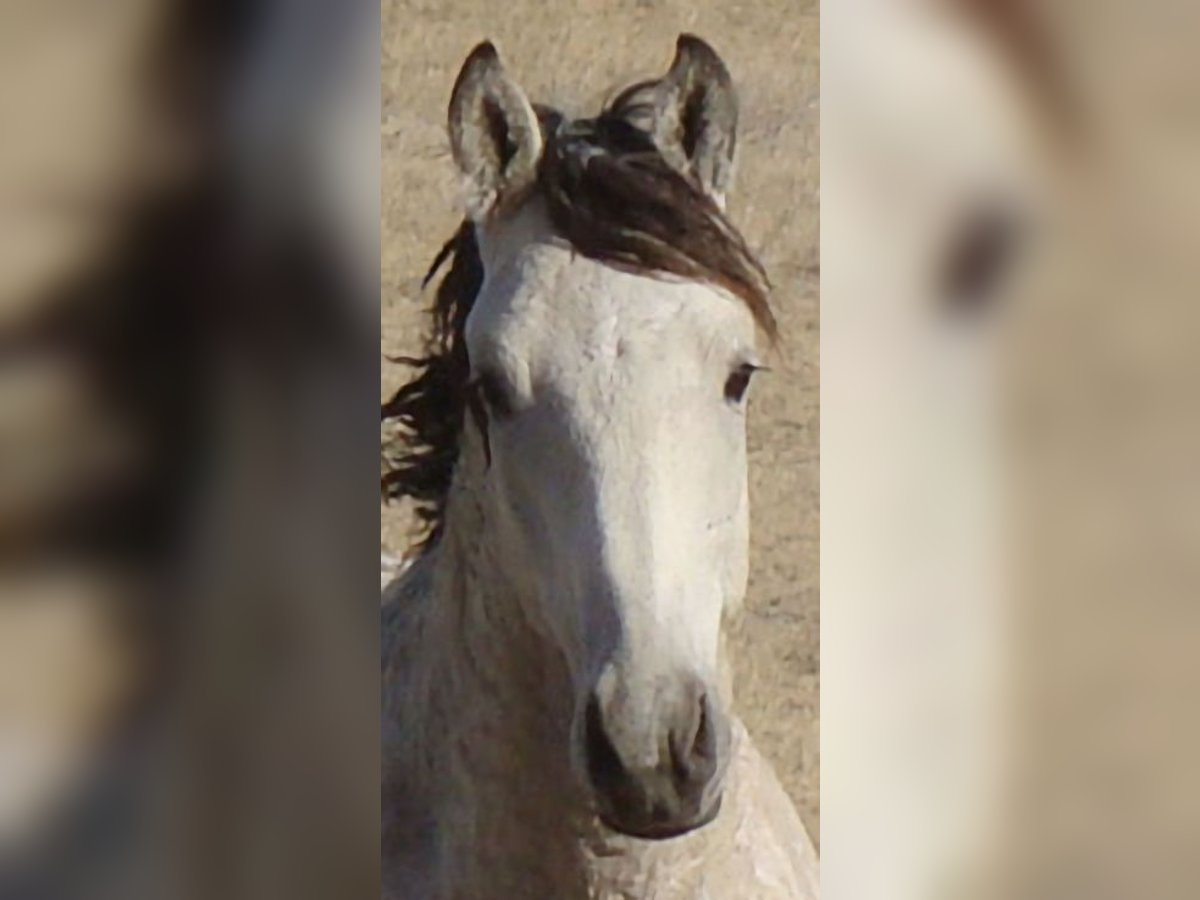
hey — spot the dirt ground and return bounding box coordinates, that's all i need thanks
[381,0,820,837]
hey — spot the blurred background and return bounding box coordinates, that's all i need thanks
[0,1,378,898]
[824,1,1200,898]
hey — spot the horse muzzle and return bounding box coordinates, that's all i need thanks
[581,672,731,840]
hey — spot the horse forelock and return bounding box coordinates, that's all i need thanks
[382,90,774,551]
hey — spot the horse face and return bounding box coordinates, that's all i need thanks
[446,36,757,839]
[464,212,756,837]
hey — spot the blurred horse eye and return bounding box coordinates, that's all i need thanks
[939,203,1024,316]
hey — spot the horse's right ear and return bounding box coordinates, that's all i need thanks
[448,42,543,221]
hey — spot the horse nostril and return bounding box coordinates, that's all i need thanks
[584,693,626,793]
[669,692,718,789]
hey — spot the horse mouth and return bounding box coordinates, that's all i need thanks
[596,794,723,841]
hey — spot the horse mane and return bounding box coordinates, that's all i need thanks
[382,88,774,551]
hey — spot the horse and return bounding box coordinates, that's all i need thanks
[381,36,818,899]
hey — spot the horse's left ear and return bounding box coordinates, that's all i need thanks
[650,35,739,205]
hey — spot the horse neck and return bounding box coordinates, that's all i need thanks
[420,461,595,894]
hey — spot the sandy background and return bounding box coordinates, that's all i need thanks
[381,0,820,837]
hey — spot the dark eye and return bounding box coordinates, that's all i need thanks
[471,370,516,420]
[939,203,1024,317]
[724,363,760,405]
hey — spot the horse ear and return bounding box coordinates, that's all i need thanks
[448,42,543,221]
[649,35,739,205]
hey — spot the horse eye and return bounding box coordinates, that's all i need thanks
[724,364,759,405]
[939,203,1024,317]
[472,370,516,420]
